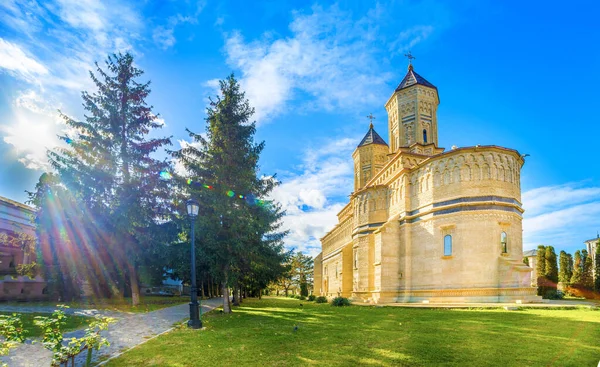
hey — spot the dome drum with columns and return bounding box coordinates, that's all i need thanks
[313,61,540,304]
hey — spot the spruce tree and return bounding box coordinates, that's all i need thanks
[570,250,583,287]
[172,74,285,313]
[544,246,558,288]
[558,250,571,284]
[595,240,600,293]
[566,253,574,284]
[48,53,172,305]
[581,254,594,290]
[535,245,546,295]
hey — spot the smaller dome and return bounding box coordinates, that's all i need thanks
[358,125,388,147]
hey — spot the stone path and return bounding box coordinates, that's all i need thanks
[1,298,223,367]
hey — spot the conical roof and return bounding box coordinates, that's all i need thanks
[358,124,388,147]
[395,65,437,91]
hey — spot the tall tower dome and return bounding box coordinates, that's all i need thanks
[352,123,388,191]
[385,63,440,154]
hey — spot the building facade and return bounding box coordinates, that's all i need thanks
[522,249,538,287]
[313,64,540,303]
[0,195,46,300]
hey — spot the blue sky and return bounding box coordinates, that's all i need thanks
[1,0,599,257]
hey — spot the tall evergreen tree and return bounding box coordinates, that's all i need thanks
[535,245,546,295]
[172,74,285,313]
[566,253,574,284]
[558,250,571,284]
[47,53,172,305]
[595,240,600,293]
[581,254,594,290]
[570,250,583,287]
[544,246,558,288]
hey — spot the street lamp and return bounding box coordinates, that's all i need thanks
[186,199,202,329]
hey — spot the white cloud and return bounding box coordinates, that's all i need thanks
[522,182,600,252]
[0,38,48,82]
[223,5,434,123]
[272,136,357,256]
[152,2,206,49]
[1,90,66,170]
[0,0,145,170]
[153,26,177,50]
[389,26,434,56]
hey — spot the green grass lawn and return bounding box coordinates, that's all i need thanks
[2,295,189,313]
[0,312,91,337]
[104,297,600,367]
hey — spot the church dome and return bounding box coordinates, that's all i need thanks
[358,123,388,147]
[395,64,437,92]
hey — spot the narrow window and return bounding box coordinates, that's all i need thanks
[501,231,507,253]
[423,129,428,143]
[354,252,358,268]
[444,235,452,256]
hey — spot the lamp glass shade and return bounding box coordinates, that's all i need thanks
[186,199,200,217]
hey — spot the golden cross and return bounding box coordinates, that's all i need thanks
[366,113,376,128]
[404,51,416,64]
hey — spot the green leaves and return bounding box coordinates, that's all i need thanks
[33,306,116,367]
[0,313,27,366]
[170,74,287,303]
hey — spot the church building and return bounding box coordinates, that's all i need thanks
[313,61,540,303]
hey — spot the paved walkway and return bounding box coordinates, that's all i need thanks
[1,298,223,367]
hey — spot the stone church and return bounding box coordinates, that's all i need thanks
[313,63,540,303]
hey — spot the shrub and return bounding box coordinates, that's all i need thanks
[543,289,564,300]
[308,295,316,301]
[331,297,351,307]
[299,296,306,300]
[315,296,328,303]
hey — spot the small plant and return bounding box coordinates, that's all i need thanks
[35,305,116,367]
[0,314,27,367]
[16,262,38,278]
[315,296,327,303]
[331,297,351,307]
[308,295,316,301]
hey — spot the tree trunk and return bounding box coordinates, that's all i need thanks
[258,288,262,300]
[232,279,240,306]
[128,262,140,306]
[222,282,231,313]
[222,268,231,313]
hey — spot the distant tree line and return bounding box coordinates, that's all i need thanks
[534,241,599,299]
[26,53,294,311]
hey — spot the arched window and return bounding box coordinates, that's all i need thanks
[423,129,428,143]
[444,235,452,256]
[501,231,507,253]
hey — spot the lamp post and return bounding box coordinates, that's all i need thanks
[186,199,202,329]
